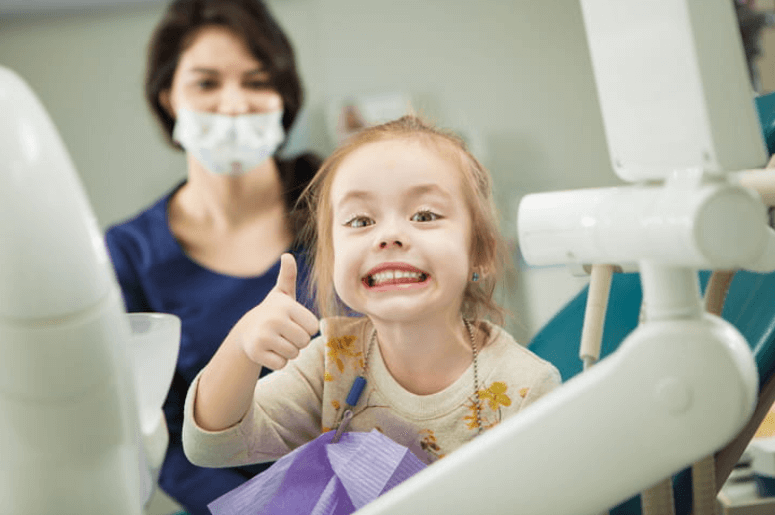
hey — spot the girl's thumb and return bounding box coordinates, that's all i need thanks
[275,253,297,299]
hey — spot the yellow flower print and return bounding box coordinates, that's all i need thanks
[478,381,512,411]
[463,409,480,431]
[331,400,341,410]
[519,387,529,399]
[419,429,445,460]
[324,372,334,382]
[464,381,513,431]
[326,335,361,373]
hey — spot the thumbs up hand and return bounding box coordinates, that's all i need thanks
[228,253,320,370]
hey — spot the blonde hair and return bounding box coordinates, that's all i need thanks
[299,115,510,326]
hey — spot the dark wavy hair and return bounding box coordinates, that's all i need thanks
[145,0,303,149]
[145,0,319,232]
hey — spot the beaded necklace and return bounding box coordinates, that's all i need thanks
[332,319,482,442]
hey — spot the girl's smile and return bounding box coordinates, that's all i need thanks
[362,262,431,290]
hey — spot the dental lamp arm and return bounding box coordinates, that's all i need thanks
[0,65,145,514]
[0,63,183,514]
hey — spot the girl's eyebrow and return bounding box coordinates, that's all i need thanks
[334,190,372,211]
[337,184,450,204]
[407,183,452,200]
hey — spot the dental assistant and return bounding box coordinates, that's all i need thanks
[104,1,320,513]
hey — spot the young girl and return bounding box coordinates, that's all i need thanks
[182,115,561,467]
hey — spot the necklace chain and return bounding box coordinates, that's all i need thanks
[464,319,483,435]
[362,319,482,435]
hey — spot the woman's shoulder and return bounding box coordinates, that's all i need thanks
[104,183,183,265]
[105,183,181,241]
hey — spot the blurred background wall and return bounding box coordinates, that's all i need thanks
[3,0,775,513]
[0,0,615,346]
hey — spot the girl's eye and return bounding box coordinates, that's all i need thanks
[411,210,439,222]
[344,216,374,228]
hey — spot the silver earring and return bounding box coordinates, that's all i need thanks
[471,272,479,282]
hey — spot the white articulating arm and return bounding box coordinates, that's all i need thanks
[358,300,757,514]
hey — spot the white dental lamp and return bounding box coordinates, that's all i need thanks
[358,1,774,514]
[0,66,180,513]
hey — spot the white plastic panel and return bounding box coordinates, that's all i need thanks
[517,179,768,270]
[580,0,767,181]
[0,66,114,319]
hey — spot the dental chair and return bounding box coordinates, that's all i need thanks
[529,269,775,515]
[527,66,775,515]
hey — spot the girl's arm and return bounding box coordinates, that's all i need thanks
[183,333,328,467]
[193,253,320,432]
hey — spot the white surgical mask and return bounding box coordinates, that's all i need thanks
[172,108,285,176]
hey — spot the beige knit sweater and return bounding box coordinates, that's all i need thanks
[183,316,561,467]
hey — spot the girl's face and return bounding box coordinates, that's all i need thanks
[162,25,282,116]
[329,138,473,324]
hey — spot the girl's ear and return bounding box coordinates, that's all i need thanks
[471,261,494,282]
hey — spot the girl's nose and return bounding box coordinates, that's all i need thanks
[375,217,408,250]
[379,240,403,249]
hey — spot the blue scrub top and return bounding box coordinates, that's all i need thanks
[105,183,315,514]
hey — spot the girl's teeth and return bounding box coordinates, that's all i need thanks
[368,270,425,286]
